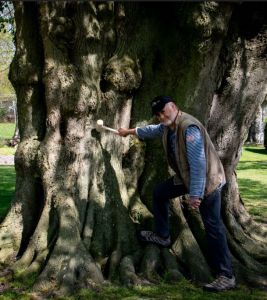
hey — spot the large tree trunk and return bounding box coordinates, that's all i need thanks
[1,1,266,295]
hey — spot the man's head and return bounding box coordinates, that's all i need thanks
[151,96,178,126]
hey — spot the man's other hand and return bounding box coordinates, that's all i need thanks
[189,197,202,209]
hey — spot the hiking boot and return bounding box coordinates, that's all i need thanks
[138,230,171,247]
[203,275,236,292]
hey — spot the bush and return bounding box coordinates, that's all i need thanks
[0,107,5,122]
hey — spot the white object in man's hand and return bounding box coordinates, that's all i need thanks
[96,119,119,134]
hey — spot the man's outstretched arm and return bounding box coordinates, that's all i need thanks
[118,128,137,137]
[118,124,165,139]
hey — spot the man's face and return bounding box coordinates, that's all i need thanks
[156,102,178,126]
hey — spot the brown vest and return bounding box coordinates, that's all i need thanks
[162,112,226,196]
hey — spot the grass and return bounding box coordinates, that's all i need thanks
[0,123,15,139]
[0,145,16,155]
[0,123,16,155]
[60,282,266,300]
[0,166,15,222]
[236,145,267,223]
[0,280,266,300]
[0,124,16,222]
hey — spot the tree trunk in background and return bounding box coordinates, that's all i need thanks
[10,101,20,146]
[247,105,264,144]
[264,100,267,149]
[0,1,266,295]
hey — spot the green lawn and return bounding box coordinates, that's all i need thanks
[0,124,16,222]
[0,123,16,155]
[0,280,265,300]
[236,145,267,223]
[0,145,16,155]
[0,122,15,139]
[0,166,15,222]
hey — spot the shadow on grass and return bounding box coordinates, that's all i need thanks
[237,161,267,171]
[237,178,267,220]
[244,147,267,155]
[238,178,267,201]
[0,166,16,222]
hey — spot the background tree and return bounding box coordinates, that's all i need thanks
[0,1,17,142]
[0,1,266,295]
[0,29,14,96]
[0,0,15,95]
[247,105,265,144]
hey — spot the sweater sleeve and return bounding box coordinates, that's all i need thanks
[136,123,165,140]
[185,125,206,198]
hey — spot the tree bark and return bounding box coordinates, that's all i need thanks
[1,1,266,295]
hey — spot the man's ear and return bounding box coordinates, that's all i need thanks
[170,102,178,111]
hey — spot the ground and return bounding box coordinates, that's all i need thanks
[0,155,14,165]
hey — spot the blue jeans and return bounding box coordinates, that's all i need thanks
[152,177,233,277]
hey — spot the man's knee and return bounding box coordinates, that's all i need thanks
[203,218,226,237]
[153,185,164,199]
[153,183,166,200]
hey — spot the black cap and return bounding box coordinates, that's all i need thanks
[151,95,173,115]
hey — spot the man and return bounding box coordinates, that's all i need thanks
[118,96,236,292]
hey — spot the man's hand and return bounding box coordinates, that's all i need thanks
[189,197,202,209]
[118,128,136,137]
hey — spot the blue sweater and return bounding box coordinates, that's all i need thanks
[136,124,206,198]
